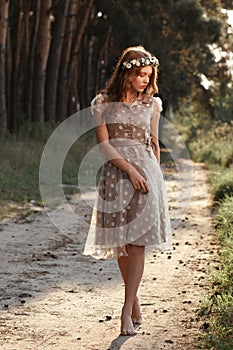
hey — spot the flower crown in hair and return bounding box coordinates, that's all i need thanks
[122,56,159,70]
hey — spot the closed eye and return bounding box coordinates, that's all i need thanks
[140,73,151,78]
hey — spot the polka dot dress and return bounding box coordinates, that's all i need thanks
[83,93,172,259]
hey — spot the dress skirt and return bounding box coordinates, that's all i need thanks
[83,141,172,260]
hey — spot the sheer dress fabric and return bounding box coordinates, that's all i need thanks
[83,93,172,260]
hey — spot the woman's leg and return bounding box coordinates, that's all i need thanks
[117,252,143,323]
[118,244,145,334]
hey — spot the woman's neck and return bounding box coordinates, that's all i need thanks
[123,91,139,103]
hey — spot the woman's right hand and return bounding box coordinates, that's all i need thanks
[127,166,149,194]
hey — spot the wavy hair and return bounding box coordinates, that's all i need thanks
[102,46,159,103]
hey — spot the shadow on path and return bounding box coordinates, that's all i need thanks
[108,335,133,350]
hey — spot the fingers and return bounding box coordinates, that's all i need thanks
[128,168,149,193]
[132,178,149,193]
[141,180,149,193]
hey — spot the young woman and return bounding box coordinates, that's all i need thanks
[83,46,172,335]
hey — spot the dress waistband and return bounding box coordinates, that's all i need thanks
[109,136,154,157]
[109,138,144,147]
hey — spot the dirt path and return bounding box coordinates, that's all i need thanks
[0,162,219,350]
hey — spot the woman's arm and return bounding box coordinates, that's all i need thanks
[95,123,132,174]
[150,98,161,164]
[95,124,149,193]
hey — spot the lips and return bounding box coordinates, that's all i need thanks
[141,85,147,89]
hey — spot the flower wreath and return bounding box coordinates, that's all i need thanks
[122,56,159,70]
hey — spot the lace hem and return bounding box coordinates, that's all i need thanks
[83,240,173,260]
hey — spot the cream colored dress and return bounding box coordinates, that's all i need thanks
[83,93,172,259]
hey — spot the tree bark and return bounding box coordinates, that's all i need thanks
[5,14,12,132]
[45,0,69,125]
[22,0,33,121]
[70,0,94,112]
[24,0,41,122]
[31,0,51,122]
[96,25,112,93]
[0,0,10,133]
[56,0,78,121]
[86,35,95,105]
[10,0,24,132]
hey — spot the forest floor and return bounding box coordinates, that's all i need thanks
[0,162,219,350]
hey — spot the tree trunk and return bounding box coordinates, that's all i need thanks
[70,0,94,112]
[45,0,69,125]
[10,0,24,132]
[0,0,9,133]
[96,25,112,93]
[31,0,51,122]
[56,0,78,121]
[6,18,12,132]
[22,0,33,121]
[86,35,95,106]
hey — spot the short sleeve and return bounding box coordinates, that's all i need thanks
[150,96,162,121]
[90,93,107,125]
[150,97,162,146]
[90,94,105,115]
[154,96,163,113]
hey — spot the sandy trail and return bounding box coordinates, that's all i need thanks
[0,162,218,350]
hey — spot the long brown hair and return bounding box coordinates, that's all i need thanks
[102,46,159,102]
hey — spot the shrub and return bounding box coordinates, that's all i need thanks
[209,168,233,202]
[188,121,233,167]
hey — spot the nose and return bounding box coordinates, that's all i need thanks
[143,76,150,84]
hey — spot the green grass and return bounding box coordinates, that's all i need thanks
[197,196,233,350]
[193,150,233,349]
[188,121,233,168]
[0,123,96,219]
[208,166,233,202]
[172,108,233,168]
[0,139,43,202]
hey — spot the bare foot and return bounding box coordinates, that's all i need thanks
[120,314,136,336]
[132,296,142,324]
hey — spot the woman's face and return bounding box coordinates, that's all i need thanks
[130,66,153,93]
